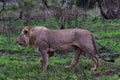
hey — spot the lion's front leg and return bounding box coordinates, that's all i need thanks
[40,57,43,68]
[40,50,49,70]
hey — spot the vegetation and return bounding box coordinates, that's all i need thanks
[0,0,120,80]
[0,18,120,80]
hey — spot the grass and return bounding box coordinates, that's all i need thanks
[0,18,120,80]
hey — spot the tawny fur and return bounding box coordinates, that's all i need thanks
[17,26,99,71]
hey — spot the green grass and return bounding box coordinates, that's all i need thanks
[0,18,120,80]
[0,53,119,80]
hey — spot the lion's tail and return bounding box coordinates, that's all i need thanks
[91,34,115,62]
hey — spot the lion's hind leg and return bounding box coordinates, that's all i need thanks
[65,48,82,68]
[89,53,99,71]
[91,56,99,71]
[81,42,99,71]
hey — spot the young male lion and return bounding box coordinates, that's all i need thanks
[16,26,114,71]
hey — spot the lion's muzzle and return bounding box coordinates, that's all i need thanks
[16,35,26,46]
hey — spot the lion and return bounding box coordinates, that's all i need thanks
[16,26,114,71]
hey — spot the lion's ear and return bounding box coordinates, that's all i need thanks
[23,30,29,35]
[23,27,31,35]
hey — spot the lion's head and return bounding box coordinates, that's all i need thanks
[16,27,31,47]
[16,26,48,47]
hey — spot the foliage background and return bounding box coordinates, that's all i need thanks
[0,0,120,80]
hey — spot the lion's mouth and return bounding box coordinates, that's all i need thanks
[18,43,24,46]
[16,41,27,47]
[18,43,27,47]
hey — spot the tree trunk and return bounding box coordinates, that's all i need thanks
[97,0,120,19]
[0,0,6,13]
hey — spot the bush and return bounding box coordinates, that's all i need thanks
[7,4,19,11]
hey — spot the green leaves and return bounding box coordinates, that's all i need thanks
[0,16,120,80]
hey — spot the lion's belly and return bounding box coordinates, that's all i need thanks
[49,43,74,51]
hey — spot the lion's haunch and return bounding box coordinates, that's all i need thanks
[17,26,99,71]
